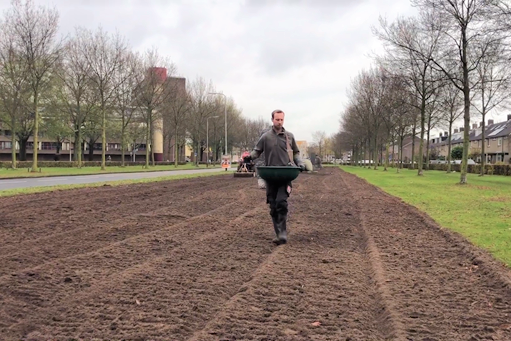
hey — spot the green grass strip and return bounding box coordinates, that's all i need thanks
[0,164,221,179]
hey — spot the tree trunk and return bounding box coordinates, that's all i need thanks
[10,117,16,169]
[31,94,39,171]
[174,126,179,168]
[411,123,416,170]
[460,29,470,184]
[88,141,94,161]
[19,138,28,161]
[425,114,432,170]
[145,110,151,169]
[447,121,453,173]
[101,105,106,170]
[480,119,486,176]
[384,139,389,171]
[418,95,426,176]
[121,117,125,167]
[150,119,155,167]
[480,86,487,176]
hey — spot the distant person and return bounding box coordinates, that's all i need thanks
[315,156,322,169]
[244,109,305,245]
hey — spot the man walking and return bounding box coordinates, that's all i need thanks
[244,109,305,245]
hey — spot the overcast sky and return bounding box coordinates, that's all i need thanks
[7,0,506,143]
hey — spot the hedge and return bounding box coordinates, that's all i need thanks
[344,162,511,176]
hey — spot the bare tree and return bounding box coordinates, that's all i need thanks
[471,39,510,175]
[312,131,327,158]
[404,0,509,183]
[81,27,128,170]
[0,15,30,167]
[438,80,464,172]
[6,0,62,171]
[163,78,190,167]
[133,48,176,168]
[376,10,444,175]
[187,77,218,166]
[53,28,101,166]
[113,50,140,166]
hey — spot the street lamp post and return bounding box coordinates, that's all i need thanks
[206,115,219,167]
[208,92,227,157]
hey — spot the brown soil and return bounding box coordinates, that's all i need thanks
[1,168,511,341]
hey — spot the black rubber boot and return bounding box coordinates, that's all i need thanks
[272,215,287,245]
[277,216,287,244]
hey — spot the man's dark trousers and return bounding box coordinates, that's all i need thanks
[266,181,291,243]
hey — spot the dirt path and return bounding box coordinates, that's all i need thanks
[1,168,510,340]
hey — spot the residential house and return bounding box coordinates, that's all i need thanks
[389,135,428,163]
[429,115,511,163]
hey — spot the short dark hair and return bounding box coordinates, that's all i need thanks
[271,109,284,119]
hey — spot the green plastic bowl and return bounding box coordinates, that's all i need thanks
[257,166,301,182]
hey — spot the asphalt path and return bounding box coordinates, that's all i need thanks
[0,167,236,191]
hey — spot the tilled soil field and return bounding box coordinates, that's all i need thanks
[1,168,511,341]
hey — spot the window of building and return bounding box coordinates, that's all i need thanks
[93,143,102,151]
[0,141,12,149]
[488,139,491,147]
[498,138,502,146]
[41,142,58,150]
[26,142,34,150]
[108,143,121,151]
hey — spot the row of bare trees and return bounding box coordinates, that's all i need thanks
[0,0,267,171]
[338,0,511,184]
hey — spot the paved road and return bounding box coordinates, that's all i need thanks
[0,167,235,191]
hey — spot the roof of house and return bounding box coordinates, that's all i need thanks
[430,119,511,147]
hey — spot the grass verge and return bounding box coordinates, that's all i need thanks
[0,164,221,179]
[341,166,511,267]
[0,171,230,198]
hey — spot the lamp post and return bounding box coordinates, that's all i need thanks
[208,92,227,157]
[206,115,219,167]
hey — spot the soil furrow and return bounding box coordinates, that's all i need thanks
[1,168,511,340]
[0,176,232,246]
[0,180,240,274]
[186,170,390,340]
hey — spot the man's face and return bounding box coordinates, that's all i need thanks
[272,112,285,130]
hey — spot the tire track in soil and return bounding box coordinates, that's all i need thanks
[339,170,407,341]
[0,177,231,247]
[340,169,511,340]
[0,179,241,275]
[1,180,287,340]
[187,169,393,341]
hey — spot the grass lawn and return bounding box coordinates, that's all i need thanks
[0,163,221,179]
[341,165,511,267]
[0,171,229,197]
